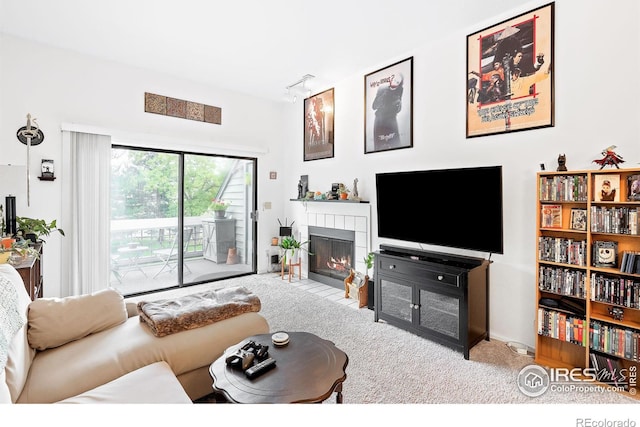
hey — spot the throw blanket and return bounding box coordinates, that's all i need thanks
[0,276,26,371]
[137,286,261,337]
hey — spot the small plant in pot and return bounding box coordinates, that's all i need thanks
[363,251,375,283]
[279,235,311,265]
[16,217,65,243]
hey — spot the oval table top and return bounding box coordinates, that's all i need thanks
[209,331,348,404]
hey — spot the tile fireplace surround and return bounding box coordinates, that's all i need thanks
[294,201,371,279]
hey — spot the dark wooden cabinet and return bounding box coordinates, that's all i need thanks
[15,242,43,300]
[374,245,489,359]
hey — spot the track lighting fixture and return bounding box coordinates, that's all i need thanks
[284,74,315,103]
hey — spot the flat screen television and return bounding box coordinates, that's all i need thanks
[375,166,504,254]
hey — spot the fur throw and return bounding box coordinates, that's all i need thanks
[137,286,261,337]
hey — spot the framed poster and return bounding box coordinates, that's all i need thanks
[304,88,334,161]
[365,57,413,154]
[466,2,554,138]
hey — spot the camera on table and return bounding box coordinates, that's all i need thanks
[225,340,269,370]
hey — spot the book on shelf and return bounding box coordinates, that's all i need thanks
[628,174,640,201]
[594,174,621,202]
[541,204,562,228]
[570,208,587,231]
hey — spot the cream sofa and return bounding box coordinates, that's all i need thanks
[0,264,269,403]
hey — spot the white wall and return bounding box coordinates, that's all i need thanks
[1,0,639,348]
[0,35,288,296]
[280,0,640,348]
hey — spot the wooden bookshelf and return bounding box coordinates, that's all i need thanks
[536,168,640,399]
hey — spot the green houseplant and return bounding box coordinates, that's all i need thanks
[16,217,65,243]
[363,251,375,281]
[279,235,311,265]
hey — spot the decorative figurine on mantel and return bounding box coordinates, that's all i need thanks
[556,154,567,171]
[350,178,360,201]
[593,145,625,169]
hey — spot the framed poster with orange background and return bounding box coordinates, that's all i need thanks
[466,2,554,138]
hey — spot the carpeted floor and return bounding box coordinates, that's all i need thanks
[129,273,638,407]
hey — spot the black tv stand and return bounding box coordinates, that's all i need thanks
[374,245,490,359]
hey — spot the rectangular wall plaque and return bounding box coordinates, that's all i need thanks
[144,92,221,125]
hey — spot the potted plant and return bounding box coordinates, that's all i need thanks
[16,217,65,243]
[338,184,350,200]
[279,235,311,265]
[209,199,231,218]
[363,251,375,283]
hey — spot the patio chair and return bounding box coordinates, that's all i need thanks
[152,228,193,278]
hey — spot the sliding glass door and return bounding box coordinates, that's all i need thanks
[109,146,256,296]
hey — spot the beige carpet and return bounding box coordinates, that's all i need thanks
[129,273,639,407]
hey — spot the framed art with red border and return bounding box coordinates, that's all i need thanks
[466,2,554,138]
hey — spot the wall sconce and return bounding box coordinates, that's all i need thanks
[284,74,315,103]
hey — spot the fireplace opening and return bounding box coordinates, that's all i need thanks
[308,226,355,289]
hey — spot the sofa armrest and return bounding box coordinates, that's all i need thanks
[125,302,139,318]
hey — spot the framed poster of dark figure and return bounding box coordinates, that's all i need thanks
[303,88,334,161]
[466,2,554,138]
[364,57,413,154]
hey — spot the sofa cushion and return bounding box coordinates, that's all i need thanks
[27,288,128,350]
[56,361,192,403]
[17,311,269,403]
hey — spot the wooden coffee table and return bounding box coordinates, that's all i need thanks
[209,331,348,403]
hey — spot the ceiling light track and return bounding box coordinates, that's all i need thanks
[284,74,315,103]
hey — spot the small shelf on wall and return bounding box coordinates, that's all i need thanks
[290,199,369,204]
[38,176,56,181]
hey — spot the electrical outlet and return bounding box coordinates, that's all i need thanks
[263,202,272,210]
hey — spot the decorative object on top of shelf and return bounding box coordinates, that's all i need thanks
[16,217,65,243]
[297,175,309,200]
[593,145,625,169]
[337,184,350,200]
[556,154,567,171]
[627,175,640,201]
[40,159,55,181]
[303,88,334,162]
[365,57,413,154]
[594,174,620,202]
[351,178,360,201]
[466,3,554,138]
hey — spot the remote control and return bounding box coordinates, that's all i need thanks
[244,357,276,379]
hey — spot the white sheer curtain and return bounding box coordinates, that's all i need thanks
[61,131,111,296]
